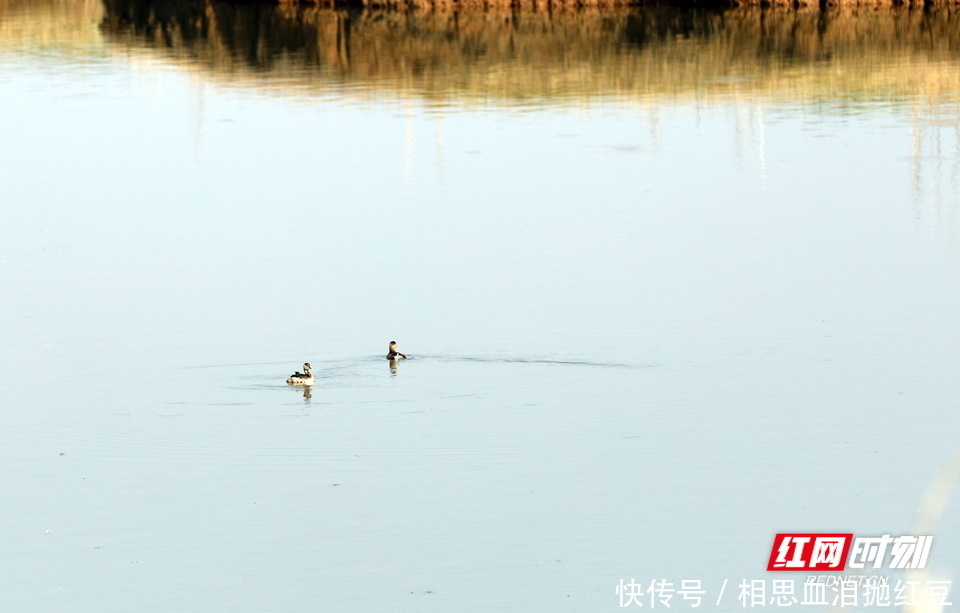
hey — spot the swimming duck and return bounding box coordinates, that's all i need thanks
[286,363,314,385]
[387,341,407,360]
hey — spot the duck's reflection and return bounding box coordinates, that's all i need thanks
[286,382,312,400]
[388,358,399,376]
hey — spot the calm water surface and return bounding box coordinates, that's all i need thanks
[1,1,959,611]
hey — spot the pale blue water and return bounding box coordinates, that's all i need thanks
[1,2,959,611]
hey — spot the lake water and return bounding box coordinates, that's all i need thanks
[1,1,959,611]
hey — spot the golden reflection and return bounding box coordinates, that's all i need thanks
[3,0,960,109]
[87,1,960,108]
[0,0,105,51]
[388,358,400,375]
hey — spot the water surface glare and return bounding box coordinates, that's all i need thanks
[1,0,960,611]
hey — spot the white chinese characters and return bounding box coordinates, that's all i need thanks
[615,577,953,608]
[848,535,932,570]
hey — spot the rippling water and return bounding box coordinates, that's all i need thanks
[1,0,959,611]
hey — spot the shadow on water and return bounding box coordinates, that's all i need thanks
[93,0,960,106]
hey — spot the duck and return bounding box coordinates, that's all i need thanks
[387,341,407,360]
[286,363,314,385]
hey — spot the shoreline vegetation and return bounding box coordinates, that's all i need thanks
[3,0,960,108]
[195,0,960,8]
[101,0,960,105]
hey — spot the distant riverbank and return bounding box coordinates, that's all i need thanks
[223,0,959,7]
[4,0,960,107]
[95,0,960,106]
